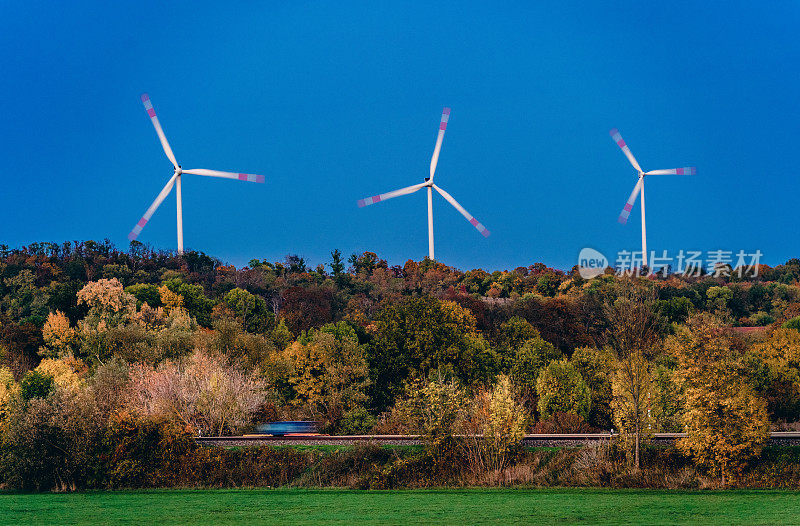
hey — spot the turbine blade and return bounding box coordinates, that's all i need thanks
[618,178,643,225]
[429,107,450,179]
[128,173,178,241]
[432,184,490,237]
[183,168,265,183]
[609,128,642,173]
[357,182,427,207]
[645,167,696,176]
[141,94,178,168]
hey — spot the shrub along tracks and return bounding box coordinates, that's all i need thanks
[196,432,800,448]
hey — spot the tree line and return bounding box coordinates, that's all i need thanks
[2,240,800,488]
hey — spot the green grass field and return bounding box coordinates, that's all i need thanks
[1,488,799,525]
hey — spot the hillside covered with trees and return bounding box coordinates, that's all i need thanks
[3,239,800,489]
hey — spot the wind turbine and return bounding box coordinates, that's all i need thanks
[610,128,696,270]
[357,108,490,260]
[128,94,266,254]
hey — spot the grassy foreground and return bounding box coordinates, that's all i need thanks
[1,488,799,525]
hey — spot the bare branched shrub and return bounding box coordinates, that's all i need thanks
[128,350,267,436]
[530,411,596,433]
[572,444,614,485]
[89,357,130,419]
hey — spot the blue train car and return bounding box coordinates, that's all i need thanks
[255,421,320,436]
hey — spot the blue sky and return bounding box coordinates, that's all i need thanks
[1,2,798,271]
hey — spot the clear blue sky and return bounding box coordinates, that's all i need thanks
[2,2,798,271]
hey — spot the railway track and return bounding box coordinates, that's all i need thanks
[196,431,800,447]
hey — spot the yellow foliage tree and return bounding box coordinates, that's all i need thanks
[755,328,800,370]
[77,278,137,329]
[469,374,527,472]
[604,281,661,469]
[35,357,85,391]
[611,354,654,454]
[41,310,77,358]
[77,278,132,314]
[752,328,800,420]
[0,366,15,422]
[393,374,469,445]
[130,302,168,332]
[158,285,184,314]
[668,314,770,485]
[283,322,370,425]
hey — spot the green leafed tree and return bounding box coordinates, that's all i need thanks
[535,358,591,421]
[510,336,561,401]
[571,346,614,429]
[366,297,486,411]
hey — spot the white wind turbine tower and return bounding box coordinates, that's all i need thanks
[610,128,696,270]
[357,108,490,260]
[128,94,266,254]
